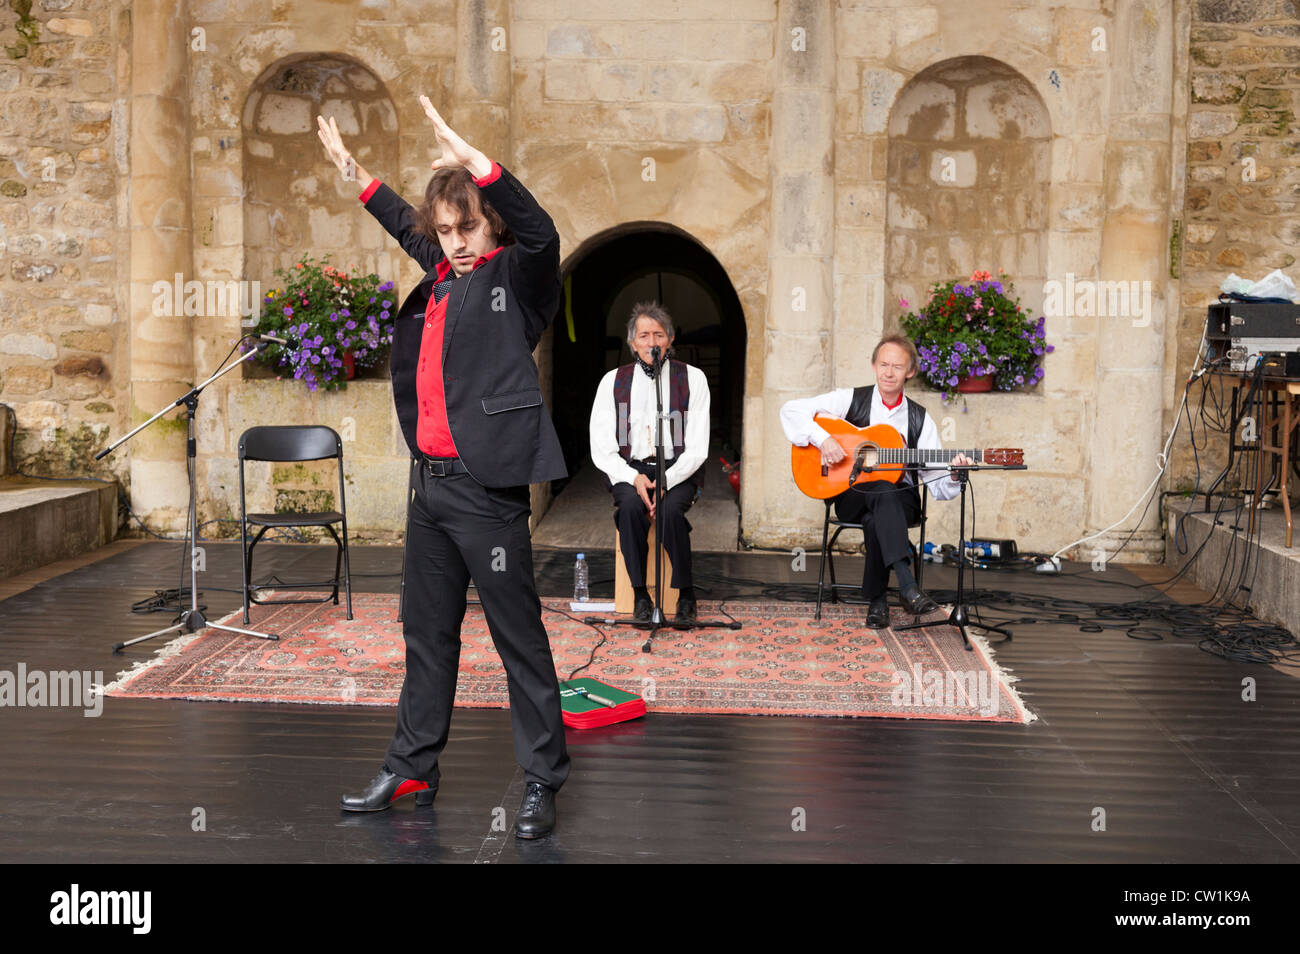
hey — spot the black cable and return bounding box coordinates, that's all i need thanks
[543,602,611,683]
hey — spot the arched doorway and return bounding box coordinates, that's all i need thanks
[535,223,746,551]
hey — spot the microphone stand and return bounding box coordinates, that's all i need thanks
[97,339,278,652]
[643,345,668,651]
[892,463,1025,650]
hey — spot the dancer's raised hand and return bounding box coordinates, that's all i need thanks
[317,114,373,190]
[419,96,492,179]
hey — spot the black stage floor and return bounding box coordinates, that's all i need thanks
[0,540,1297,864]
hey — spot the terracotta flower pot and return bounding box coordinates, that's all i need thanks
[956,373,993,393]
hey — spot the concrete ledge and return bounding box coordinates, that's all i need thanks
[1165,495,1300,635]
[0,476,119,580]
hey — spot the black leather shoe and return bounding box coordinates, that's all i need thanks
[633,595,653,623]
[899,585,940,616]
[675,596,697,623]
[515,782,556,839]
[340,768,437,812]
[867,595,890,629]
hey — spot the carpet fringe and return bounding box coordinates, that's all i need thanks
[966,627,1038,724]
[103,631,203,695]
[104,591,278,696]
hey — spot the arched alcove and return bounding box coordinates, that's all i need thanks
[886,56,1052,323]
[239,55,400,381]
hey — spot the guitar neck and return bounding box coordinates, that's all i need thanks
[876,448,982,464]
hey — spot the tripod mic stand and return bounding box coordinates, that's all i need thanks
[97,339,278,653]
[893,463,1024,650]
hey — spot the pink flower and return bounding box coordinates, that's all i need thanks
[898,296,909,308]
[970,269,992,282]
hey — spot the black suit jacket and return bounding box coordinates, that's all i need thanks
[361,165,568,488]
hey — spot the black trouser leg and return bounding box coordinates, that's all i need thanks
[612,482,651,589]
[658,480,697,589]
[834,482,920,600]
[385,469,570,791]
[610,460,697,589]
[384,471,469,787]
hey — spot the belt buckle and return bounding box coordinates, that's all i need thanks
[426,458,447,477]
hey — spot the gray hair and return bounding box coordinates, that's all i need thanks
[626,301,674,345]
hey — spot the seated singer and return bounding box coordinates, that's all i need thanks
[589,303,710,623]
[779,334,973,629]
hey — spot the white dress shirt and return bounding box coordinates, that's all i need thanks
[779,386,962,501]
[590,362,711,492]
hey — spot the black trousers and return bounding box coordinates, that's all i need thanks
[610,458,698,590]
[385,463,570,791]
[833,480,921,601]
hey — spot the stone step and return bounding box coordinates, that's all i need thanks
[1164,495,1300,635]
[0,476,118,580]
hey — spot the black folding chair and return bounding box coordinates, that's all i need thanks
[815,483,927,620]
[238,425,352,624]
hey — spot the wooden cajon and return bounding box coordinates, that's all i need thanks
[614,525,679,615]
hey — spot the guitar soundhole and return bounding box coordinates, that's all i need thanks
[857,445,879,470]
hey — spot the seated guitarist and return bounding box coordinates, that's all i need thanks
[780,334,973,628]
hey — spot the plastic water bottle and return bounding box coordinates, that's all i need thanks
[573,553,589,602]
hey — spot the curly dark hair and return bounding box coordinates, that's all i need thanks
[414,167,514,248]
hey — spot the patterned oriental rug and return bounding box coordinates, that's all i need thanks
[106,593,1035,724]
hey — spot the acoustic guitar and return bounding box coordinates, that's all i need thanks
[791,415,1024,500]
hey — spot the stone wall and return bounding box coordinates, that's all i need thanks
[0,0,128,490]
[1170,0,1300,491]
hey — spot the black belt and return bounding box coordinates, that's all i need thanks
[418,454,467,477]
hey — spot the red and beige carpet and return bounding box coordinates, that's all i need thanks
[106,592,1035,723]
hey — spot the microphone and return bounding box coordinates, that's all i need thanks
[847,450,866,485]
[650,345,660,365]
[258,334,289,345]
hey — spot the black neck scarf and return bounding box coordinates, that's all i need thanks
[635,349,670,379]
